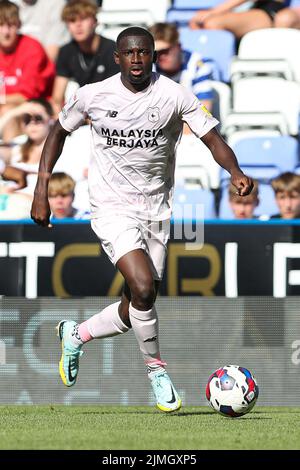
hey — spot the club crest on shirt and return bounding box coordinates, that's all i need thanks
[148,107,160,123]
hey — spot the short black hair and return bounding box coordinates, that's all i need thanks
[116,26,154,50]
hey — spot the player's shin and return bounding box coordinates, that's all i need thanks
[71,301,129,347]
[129,303,166,372]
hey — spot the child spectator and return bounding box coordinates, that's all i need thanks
[0,1,55,140]
[52,0,119,115]
[149,22,214,113]
[228,179,259,219]
[48,172,90,220]
[271,172,300,219]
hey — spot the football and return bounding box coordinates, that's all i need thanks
[206,365,259,417]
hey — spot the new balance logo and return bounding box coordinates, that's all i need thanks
[106,110,118,118]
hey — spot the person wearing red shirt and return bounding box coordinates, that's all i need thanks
[0,0,55,141]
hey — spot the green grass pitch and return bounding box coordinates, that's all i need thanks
[0,406,299,450]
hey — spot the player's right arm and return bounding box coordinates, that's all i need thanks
[31,87,88,227]
[31,120,70,227]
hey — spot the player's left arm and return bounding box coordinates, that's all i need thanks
[201,127,253,196]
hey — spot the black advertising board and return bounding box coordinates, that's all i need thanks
[1,220,300,297]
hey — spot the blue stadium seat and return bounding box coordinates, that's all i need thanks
[178,28,236,82]
[219,182,278,219]
[166,9,196,26]
[173,187,216,220]
[232,136,299,174]
[220,164,281,187]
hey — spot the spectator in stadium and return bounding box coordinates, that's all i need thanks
[189,0,290,38]
[0,1,55,141]
[12,0,70,62]
[52,0,119,115]
[228,179,259,219]
[48,172,90,220]
[271,172,300,219]
[149,22,214,113]
[0,99,54,218]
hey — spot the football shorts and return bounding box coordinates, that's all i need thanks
[91,215,170,280]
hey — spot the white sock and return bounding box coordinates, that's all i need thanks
[70,301,129,348]
[86,301,129,339]
[129,303,166,367]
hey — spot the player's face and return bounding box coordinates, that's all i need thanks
[66,15,97,42]
[0,21,19,51]
[155,40,182,74]
[49,193,74,219]
[230,198,258,219]
[275,191,300,219]
[114,35,155,91]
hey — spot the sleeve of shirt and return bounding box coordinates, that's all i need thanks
[58,86,88,132]
[177,85,219,138]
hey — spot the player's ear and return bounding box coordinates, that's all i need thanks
[114,51,120,65]
[153,50,157,64]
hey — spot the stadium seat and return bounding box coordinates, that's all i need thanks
[211,81,231,127]
[173,186,217,219]
[166,9,198,27]
[222,112,290,140]
[178,28,236,82]
[100,0,170,23]
[176,134,221,189]
[175,164,210,190]
[220,164,280,185]
[97,10,155,31]
[231,77,300,136]
[232,136,299,173]
[219,182,278,219]
[226,129,282,148]
[54,125,91,182]
[230,28,300,83]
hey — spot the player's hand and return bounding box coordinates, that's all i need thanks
[230,170,254,196]
[31,193,52,228]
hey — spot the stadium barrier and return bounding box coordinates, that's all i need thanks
[1,220,300,296]
[0,296,299,406]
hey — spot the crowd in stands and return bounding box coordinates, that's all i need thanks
[0,0,300,221]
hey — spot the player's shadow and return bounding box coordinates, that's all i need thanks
[172,411,216,417]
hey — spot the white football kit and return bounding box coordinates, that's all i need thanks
[59,72,218,279]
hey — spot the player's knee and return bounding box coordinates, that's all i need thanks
[131,278,155,310]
